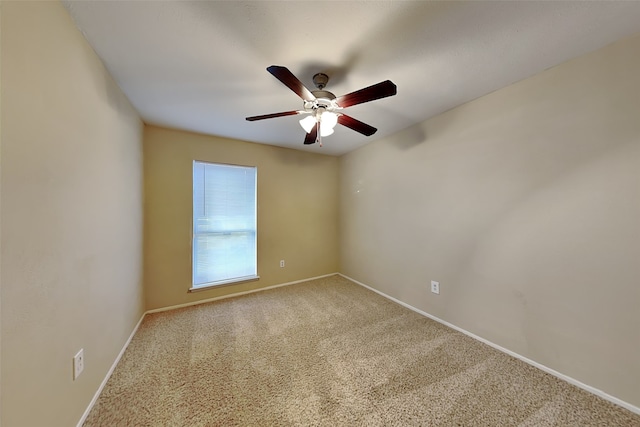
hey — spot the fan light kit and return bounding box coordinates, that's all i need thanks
[299,110,338,137]
[246,66,397,147]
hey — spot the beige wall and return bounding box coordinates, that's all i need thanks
[144,126,339,310]
[0,3,3,425]
[340,34,640,406]
[1,2,144,426]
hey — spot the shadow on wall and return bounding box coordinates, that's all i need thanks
[273,144,336,166]
[390,122,427,151]
[74,27,132,116]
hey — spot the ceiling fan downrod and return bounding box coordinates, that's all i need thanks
[312,73,329,90]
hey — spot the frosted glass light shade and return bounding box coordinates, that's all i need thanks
[320,126,334,137]
[299,115,316,133]
[321,111,338,129]
[300,111,338,137]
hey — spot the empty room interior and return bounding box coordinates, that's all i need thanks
[1,1,640,426]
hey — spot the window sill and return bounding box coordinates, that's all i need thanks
[189,275,260,292]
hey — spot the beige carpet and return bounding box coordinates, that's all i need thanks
[84,275,639,426]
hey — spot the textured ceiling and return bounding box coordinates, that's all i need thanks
[62,1,640,156]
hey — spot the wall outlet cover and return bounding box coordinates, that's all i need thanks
[431,280,440,294]
[73,349,84,380]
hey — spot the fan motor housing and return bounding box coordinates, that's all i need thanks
[311,90,336,100]
[304,93,338,113]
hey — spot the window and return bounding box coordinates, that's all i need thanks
[192,161,258,289]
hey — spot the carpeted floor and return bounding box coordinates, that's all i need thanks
[84,275,640,426]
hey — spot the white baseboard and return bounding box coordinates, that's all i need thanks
[146,273,339,314]
[339,273,640,416]
[77,272,339,425]
[76,312,146,427]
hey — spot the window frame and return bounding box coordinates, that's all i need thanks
[190,160,259,292]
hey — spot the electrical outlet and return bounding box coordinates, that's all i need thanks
[431,281,440,295]
[280,260,285,268]
[73,349,84,380]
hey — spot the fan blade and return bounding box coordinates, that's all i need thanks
[303,122,319,145]
[246,110,301,121]
[338,114,377,136]
[267,66,315,102]
[335,80,397,108]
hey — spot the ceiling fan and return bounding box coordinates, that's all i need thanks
[246,66,397,147]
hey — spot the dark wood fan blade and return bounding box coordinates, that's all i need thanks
[335,80,397,108]
[303,122,319,145]
[338,114,377,136]
[267,66,315,102]
[246,110,301,121]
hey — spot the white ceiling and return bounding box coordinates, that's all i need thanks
[62,1,640,156]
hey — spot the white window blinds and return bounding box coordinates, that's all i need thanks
[192,161,257,287]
